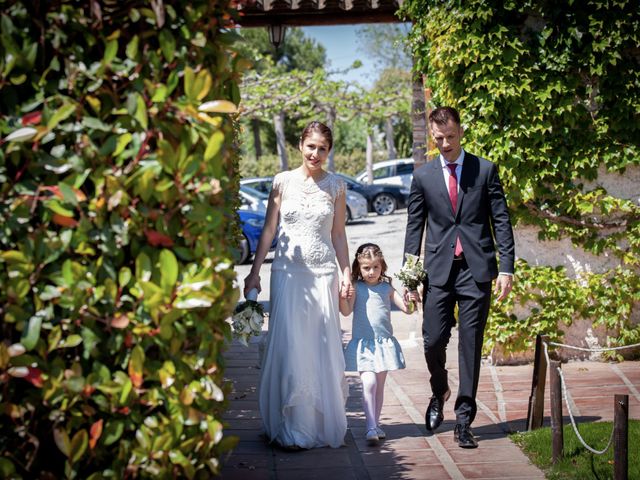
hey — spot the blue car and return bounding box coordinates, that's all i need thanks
[237,209,277,264]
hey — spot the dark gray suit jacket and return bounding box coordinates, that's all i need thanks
[403,153,515,286]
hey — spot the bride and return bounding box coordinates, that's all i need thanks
[243,121,352,449]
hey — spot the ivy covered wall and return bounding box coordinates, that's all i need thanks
[401,0,640,359]
[0,1,247,477]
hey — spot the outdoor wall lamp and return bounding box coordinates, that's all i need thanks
[268,24,286,49]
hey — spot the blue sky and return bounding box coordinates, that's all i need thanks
[301,25,377,88]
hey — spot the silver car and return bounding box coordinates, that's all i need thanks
[240,176,368,223]
[355,158,415,189]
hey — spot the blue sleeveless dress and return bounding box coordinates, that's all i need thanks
[344,281,406,373]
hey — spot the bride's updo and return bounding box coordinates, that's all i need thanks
[300,121,333,151]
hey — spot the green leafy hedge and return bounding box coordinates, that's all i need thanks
[402,0,640,356]
[0,1,247,477]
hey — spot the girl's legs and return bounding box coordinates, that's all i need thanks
[360,371,378,431]
[360,371,388,431]
[374,371,387,427]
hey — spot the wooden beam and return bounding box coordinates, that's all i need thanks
[312,0,327,10]
[236,11,403,27]
[259,0,274,11]
[339,0,354,10]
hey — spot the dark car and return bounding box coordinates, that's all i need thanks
[237,209,277,264]
[335,173,410,216]
[240,176,369,223]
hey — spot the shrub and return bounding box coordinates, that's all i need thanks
[0,1,246,477]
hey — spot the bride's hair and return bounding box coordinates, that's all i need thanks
[351,243,391,284]
[300,121,333,151]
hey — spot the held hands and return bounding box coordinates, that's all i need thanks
[494,274,513,302]
[340,278,354,299]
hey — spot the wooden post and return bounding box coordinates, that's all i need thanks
[527,334,549,430]
[614,394,628,480]
[549,360,563,464]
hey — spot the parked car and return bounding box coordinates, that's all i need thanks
[239,185,268,213]
[355,158,415,189]
[240,176,368,223]
[335,173,409,216]
[240,176,272,195]
[237,209,277,264]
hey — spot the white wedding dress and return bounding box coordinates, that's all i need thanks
[259,169,348,449]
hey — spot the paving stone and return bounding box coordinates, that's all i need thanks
[219,318,639,479]
[366,464,452,479]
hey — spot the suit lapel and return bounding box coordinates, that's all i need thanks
[457,153,479,216]
[429,159,454,215]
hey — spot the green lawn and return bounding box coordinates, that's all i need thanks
[511,420,639,479]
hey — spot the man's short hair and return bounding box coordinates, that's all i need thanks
[429,107,461,126]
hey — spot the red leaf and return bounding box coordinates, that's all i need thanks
[89,419,103,449]
[129,371,143,388]
[41,186,64,199]
[82,384,96,397]
[52,213,79,228]
[144,229,174,247]
[25,367,43,388]
[42,185,86,201]
[21,111,42,126]
[117,406,130,415]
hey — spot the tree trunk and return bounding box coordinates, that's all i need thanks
[273,111,288,171]
[411,65,427,166]
[252,118,262,161]
[365,131,374,184]
[326,107,336,172]
[385,116,397,160]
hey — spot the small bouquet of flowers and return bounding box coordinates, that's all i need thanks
[231,288,265,346]
[395,253,427,314]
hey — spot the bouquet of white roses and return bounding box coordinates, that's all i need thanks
[231,288,265,346]
[395,253,427,313]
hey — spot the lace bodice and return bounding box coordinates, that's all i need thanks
[271,170,346,274]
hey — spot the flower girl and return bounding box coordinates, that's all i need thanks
[340,243,419,444]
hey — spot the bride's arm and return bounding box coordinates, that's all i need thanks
[243,187,281,296]
[331,188,351,296]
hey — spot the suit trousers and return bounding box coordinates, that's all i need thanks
[422,257,492,425]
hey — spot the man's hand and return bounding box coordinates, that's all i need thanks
[494,274,513,302]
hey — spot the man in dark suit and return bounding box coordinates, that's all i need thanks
[403,107,515,448]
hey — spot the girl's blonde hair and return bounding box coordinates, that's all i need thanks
[351,243,391,284]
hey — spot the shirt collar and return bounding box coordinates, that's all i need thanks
[440,149,465,168]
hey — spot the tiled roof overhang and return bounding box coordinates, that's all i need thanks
[236,0,404,27]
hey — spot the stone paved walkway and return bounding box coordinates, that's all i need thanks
[218,309,640,479]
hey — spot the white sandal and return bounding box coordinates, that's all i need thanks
[366,427,379,445]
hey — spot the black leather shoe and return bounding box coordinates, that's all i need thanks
[454,424,478,448]
[425,389,451,431]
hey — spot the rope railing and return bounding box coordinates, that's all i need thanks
[529,335,631,479]
[542,340,618,455]
[557,366,615,455]
[547,340,640,353]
